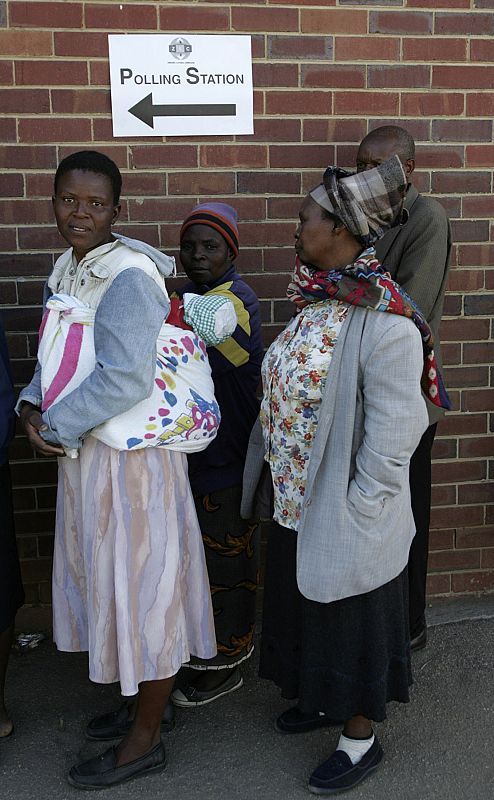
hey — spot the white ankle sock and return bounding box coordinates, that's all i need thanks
[337,732,374,765]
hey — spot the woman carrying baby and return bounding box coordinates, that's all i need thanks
[18,151,217,789]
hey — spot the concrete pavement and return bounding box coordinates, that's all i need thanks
[2,597,494,800]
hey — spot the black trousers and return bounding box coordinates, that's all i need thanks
[408,423,437,638]
[0,462,25,633]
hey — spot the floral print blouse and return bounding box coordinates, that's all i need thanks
[260,299,349,531]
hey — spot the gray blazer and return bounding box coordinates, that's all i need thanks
[242,305,428,604]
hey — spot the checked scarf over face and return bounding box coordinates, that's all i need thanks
[287,248,451,411]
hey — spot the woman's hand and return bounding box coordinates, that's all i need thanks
[19,403,65,457]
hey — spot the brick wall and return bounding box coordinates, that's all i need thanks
[1,0,493,607]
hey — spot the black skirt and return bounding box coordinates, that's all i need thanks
[0,463,25,633]
[259,521,412,723]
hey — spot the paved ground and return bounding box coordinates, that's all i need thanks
[2,597,494,800]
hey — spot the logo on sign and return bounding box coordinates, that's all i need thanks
[169,37,192,61]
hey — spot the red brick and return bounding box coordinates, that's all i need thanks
[485,270,494,288]
[0,118,16,143]
[0,281,17,304]
[432,460,486,484]
[54,31,108,57]
[456,526,494,548]
[167,171,231,196]
[439,413,487,436]
[237,172,301,195]
[431,486,457,508]
[15,60,88,86]
[0,145,56,169]
[430,505,483,529]
[370,10,432,34]
[266,91,332,116]
[267,197,300,220]
[463,195,494,218]
[442,294,461,317]
[426,573,451,596]
[0,88,50,114]
[130,145,198,169]
[401,92,464,117]
[335,36,399,62]
[0,29,52,56]
[18,117,92,144]
[270,0,335,4]
[452,571,494,593]
[433,66,494,89]
[128,198,194,224]
[471,39,494,62]
[268,35,333,60]
[301,9,367,34]
[432,120,492,144]
[466,145,494,168]
[303,118,366,144]
[0,253,53,278]
[403,37,467,62]
[440,317,490,342]
[240,268,293,293]
[17,225,66,251]
[408,0,470,6]
[334,91,399,116]
[270,145,333,169]
[238,119,301,144]
[450,220,490,243]
[59,144,128,169]
[12,485,36,510]
[441,343,461,365]
[0,62,14,85]
[458,478,494,505]
[51,89,111,114]
[0,199,53,225]
[464,295,494,317]
[302,65,365,89]
[475,0,494,7]
[447,270,484,293]
[86,3,157,29]
[435,11,494,35]
[9,2,83,28]
[89,60,110,87]
[463,342,494,365]
[481,549,494,568]
[445,365,490,389]
[460,437,494,461]
[429,549,481,572]
[253,63,298,88]
[433,171,490,195]
[462,389,494,413]
[200,146,267,169]
[432,438,458,460]
[233,6,298,31]
[458,244,494,267]
[0,173,24,198]
[466,93,494,116]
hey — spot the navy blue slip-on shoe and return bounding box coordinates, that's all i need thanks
[68,741,166,789]
[308,737,383,795]
[275,706,340,734]
[86,701,175,741]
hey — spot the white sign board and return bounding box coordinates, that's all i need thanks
[108,34,253,137]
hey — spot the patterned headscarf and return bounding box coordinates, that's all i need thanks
[287,249,451,411]
[310,154,407,246]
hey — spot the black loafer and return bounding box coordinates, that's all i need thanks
[275,706,339,734]
[68,741,166,789]
[86,701,175,741]
[410,626,427,652]
[308,736,383,794]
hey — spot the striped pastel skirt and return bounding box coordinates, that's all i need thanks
[52,438,216,696]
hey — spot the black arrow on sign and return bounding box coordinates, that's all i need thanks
[128,93,236,128]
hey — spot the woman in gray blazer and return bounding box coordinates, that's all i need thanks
[252,156,449,795]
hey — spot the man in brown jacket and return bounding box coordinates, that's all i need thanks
[356,125,451,650]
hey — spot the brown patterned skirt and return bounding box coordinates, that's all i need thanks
[189,485,261,670]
